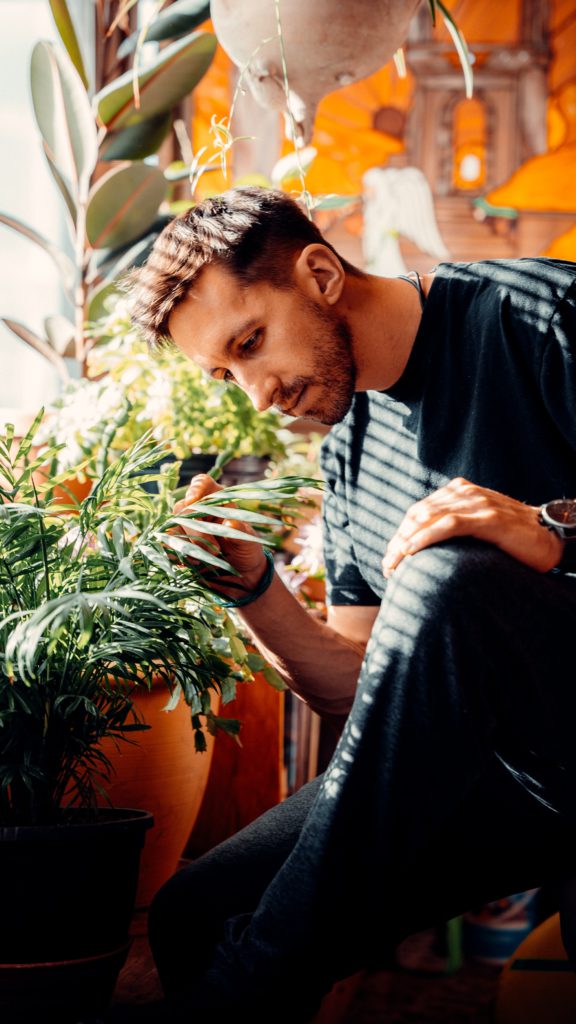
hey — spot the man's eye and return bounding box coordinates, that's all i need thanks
[222,369,238,386]
[241,330,260,354]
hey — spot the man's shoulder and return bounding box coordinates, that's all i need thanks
[436,257,576,299]
[432,257,576,329]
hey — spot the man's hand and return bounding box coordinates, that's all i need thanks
[171,474,269,598]
[382,477,564,578]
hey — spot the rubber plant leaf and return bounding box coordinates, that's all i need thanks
[94,31,216,131]
[48,0,89,89]
[30,41,98,200]
[41,141,78,229]
[99,112,172,162]
[44,314,76,357]
[87,281,123,323]
[87,233,163,319]
[85,162,167,250]
[1,319,70,382]
[0,213,76,299]
[90,215,172,278]
[117,0,211,58]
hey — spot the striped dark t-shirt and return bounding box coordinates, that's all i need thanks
[320,258,576,606]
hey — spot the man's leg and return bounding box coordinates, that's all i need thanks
[148,775,322,992]
[196,542,576,1015]
[107,541,576,1020]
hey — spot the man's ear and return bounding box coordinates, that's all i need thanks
[293,244,345,305]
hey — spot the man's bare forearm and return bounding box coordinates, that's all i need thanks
[238,572,365,718]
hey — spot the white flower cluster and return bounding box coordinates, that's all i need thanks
[289,514,325,577]
[36,377,126,473]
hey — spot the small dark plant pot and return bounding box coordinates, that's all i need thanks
[219,456,270,487]
[138,453,269,492]
[178,454,270,487]
[0,807,153,1023]
[137,452,217,493]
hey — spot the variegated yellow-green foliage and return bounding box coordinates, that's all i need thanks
[36,296,291,478]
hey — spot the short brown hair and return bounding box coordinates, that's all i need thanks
[128,186,361,348]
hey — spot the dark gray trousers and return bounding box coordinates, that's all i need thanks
[148,541,576,1020]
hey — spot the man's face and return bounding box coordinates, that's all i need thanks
[168,262,356,426]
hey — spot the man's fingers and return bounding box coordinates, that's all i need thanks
[382,476,565,578]
[185,473,222,500]
[382,513,466,577]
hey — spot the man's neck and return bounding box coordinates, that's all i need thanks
[343,272,433,392]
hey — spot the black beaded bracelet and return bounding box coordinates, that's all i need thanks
[217,548,276,608]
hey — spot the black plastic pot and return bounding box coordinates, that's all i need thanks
[219,456,270,487]
[0,807,153,1023]
[140,453,270,492]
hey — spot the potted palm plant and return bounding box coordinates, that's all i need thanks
[0,411,316,1022]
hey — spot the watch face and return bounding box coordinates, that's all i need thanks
[544,499,576,526]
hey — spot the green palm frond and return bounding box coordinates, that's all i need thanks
[0,417,322,824]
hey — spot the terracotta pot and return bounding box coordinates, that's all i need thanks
[32,461,93,507]
[186,670,284,858]
[301,575,326,603]
[211,0,421,141]
[100,680,218,909]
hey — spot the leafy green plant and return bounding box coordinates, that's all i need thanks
[0,412,319,826]
[0,0,212,374]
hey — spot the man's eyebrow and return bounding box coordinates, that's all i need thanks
[207,318,260,376]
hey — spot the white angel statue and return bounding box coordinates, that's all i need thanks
[362,166,450,277]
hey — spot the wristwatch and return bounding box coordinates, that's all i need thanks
[539,498,576,571]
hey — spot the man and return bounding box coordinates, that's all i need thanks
[112,186,576,1022]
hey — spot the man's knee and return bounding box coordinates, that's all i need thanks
[387,538,513,615]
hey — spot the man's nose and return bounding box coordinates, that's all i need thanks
[243,374,275,413]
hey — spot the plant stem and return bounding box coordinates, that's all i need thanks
[273,0,313,219]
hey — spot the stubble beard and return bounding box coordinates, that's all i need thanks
[276,304,356,425]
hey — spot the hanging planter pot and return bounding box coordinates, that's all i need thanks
[0,808,153,1023]
[211,0,421,142]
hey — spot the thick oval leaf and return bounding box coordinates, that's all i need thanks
[1,319,70,381]
[90,214,172,280]
[117,0,211,58]
[85,162,167,250]
[91,233,160,296]
[44,314,76,357]
[94,31,216,131]
[30,41,97,196]
[42,140,78,230]
[0,212,76,298]
[99,112,172,161]
[48,0,88,89]
[87,280,123,322]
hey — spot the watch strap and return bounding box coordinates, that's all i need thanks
[558,540,576,573]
